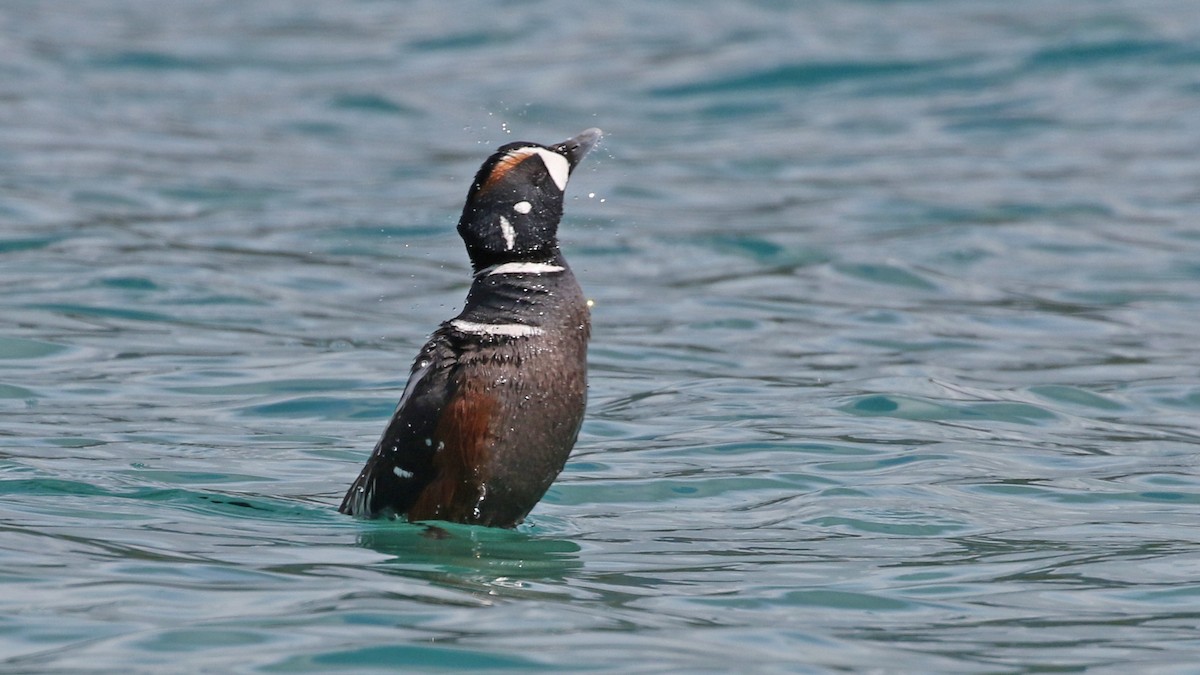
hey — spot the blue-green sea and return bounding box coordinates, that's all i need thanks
[4,1,1200,671]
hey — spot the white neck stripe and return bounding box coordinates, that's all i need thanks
[498,215,516,250]
[482,262,565,276]
[450,319,544,338]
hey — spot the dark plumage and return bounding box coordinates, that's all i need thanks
[339,128,602,527]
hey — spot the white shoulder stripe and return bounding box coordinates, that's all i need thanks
[484,262,565,276]
[450,319,544,338]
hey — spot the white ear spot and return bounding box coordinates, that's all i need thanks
[499,215,516,250]
[513,201,532,214]
[529,148,570,191]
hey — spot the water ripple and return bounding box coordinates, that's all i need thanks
[4,0,1200,671]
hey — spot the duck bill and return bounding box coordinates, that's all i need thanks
[554,128,603,169]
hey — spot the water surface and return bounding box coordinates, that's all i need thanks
[4,0,1200,671]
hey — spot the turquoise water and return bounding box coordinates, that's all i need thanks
[4,0,1200,671]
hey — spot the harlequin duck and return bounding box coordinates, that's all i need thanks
[339,128,602,527]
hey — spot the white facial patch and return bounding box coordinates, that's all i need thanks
[513,200,532,214]
[528,148,570,191]
[486,146,571,193]
[498,215,515,250]
[450,319,544,338]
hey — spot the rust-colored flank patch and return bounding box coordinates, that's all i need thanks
[407,380,495,522]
